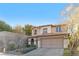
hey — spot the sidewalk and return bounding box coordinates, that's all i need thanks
[0,52,16,56]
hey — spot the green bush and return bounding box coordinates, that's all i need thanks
[21,47,36,54]
[64,48,71,56]
[7,44,16,51]
[26,44,31,47]
[19,44,37,54]
[27,44,37,47]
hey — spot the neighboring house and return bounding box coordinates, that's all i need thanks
[27,24,69,49]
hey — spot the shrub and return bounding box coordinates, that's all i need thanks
[27,44,36,48]
[21,47,36,54]
[64,48,71,56]
[7,43,16,51]
[26,44,31,47]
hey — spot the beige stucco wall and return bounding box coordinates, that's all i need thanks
[51,26,56,33]
[64,39,69,48]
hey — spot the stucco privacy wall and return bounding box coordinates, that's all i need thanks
[0,31,27,51]
[64,39,69,48]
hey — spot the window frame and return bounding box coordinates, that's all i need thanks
[56,26,62,32]
[34,29,37,35]
[43,28,48,34]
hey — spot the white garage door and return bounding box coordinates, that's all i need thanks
[41,39,63,48]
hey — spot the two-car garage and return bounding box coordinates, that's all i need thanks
[27,33,68,49]
[26,33,68,56]
[37,33,68,49]
[41,38,63,49]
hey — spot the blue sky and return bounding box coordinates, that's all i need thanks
[0,3,68,26]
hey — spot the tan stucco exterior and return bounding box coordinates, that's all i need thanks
[29,24,69,49]
[32,24,67,36]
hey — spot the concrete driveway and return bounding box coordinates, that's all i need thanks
[24,48,64,56]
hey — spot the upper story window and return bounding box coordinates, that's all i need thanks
[34,30,37,35]
[43,28,48,34]
[56,26,62,32]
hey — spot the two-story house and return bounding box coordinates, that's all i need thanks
[27,24,69,49]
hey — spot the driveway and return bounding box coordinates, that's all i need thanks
[23,48,64,56]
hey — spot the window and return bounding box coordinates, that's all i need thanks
[56,26,62,32]
[34,30,37,35]
[43,28,48,34]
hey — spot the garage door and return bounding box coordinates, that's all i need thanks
[41,39,63,48]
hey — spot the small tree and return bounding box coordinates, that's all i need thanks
[23,24,32,36]
[12,25,23,33]
[7,43,16,51]
[61,4,79,55]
